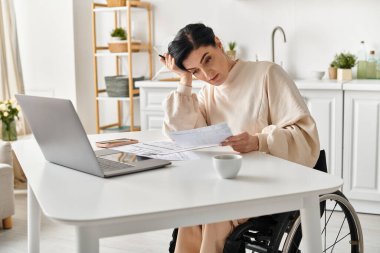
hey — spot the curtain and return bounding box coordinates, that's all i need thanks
[0,0,29,136]
[1,0,28,189]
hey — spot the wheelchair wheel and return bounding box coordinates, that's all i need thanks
[282,191,364,253]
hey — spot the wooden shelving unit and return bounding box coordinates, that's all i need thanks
[92,1,153,133]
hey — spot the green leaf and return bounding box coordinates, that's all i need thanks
[333,52,357,69]
[228,41,236,51]
[110,28,127,40]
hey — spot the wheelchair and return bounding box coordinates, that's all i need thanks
[169,150,364,253]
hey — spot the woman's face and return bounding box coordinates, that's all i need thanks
[182,38,234,86]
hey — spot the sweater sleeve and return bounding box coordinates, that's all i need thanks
[256,64,320,167]
[162,84,207,135]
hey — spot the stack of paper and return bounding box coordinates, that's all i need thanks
[113,123,233,161]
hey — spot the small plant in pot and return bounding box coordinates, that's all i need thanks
[226,41,237,60]
[328,59,338,80]
[334,52,357,82]
[108,28,127,53]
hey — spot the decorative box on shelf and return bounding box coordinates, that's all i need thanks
[108,41,142,53]
[104,76,144,97]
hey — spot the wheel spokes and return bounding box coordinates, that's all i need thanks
[321,202,338,234]
[322,232,350,253]
[324,203,327,251]
[329,217,347,253]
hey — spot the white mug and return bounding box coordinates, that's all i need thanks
[212,154,242,179]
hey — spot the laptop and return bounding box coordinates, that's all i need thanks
[15,94,171,178]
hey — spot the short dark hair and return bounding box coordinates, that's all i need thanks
[168,23,216,71]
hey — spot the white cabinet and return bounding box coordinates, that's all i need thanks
[141,111,165,130]
[138,85,172,130]
[295,80,343,179]
[137,81,204,130]
[343,82,380,214]
[298,88,343,179]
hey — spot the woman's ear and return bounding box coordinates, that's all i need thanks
[215,36,223,49]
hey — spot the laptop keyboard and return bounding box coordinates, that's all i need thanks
[97,157,135,172]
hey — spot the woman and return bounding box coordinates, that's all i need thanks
[161,23,320,253]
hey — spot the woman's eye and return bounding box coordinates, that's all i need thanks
[192,70,199,75]
[205,56,211,63]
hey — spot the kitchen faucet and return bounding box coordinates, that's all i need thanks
[271,26,287,63]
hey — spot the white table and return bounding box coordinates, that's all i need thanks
[12,130,343,253]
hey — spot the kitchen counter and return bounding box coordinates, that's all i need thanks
[136,80,206,89]
[136,79,380,91]
[343,79,380,91]
[294,79,343,90]
[136,79,344,89]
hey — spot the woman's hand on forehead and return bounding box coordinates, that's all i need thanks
[160,53,193,85]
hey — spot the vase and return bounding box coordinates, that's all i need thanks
[328,67,337,80]
[2,120,17,141]
[337,68,352,82]
[226,50,236,61]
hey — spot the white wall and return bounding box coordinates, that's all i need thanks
[14,0,96,133]
[73,0,96,133]
[14,0,77,99]
[151,0,380,79]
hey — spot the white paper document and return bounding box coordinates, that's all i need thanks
[112,123,233,161]
[168,122,233,147]
[112,141,200,161]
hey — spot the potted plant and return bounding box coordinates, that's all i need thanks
[0,99,20,141]
[328,60,338,80]
[108,27,127,53]
[334,52,357,82]
[226,41,237,60]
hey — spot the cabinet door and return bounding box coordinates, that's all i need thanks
[141,111,165,131]
[139,86,201,130]
[139,87,172,130]
[299,90,343,178]
[343,91,380,214]
[140,87,173,111]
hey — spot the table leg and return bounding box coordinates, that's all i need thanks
[28,184,41,253]
[300,195,322,253]
[75,226,99,253]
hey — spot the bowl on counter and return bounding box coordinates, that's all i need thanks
[309,71,325,80]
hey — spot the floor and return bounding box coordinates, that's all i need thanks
[0,194,171,253]
[0,194,380,253]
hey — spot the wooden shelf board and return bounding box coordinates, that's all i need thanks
[93,3,149,13]
[95,52,129,57]
[101,125,141,132]
[99,123,119,130]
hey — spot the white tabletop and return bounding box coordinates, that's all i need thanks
[13,130,342,229]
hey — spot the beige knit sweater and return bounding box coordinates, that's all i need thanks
[163,61,320,167]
